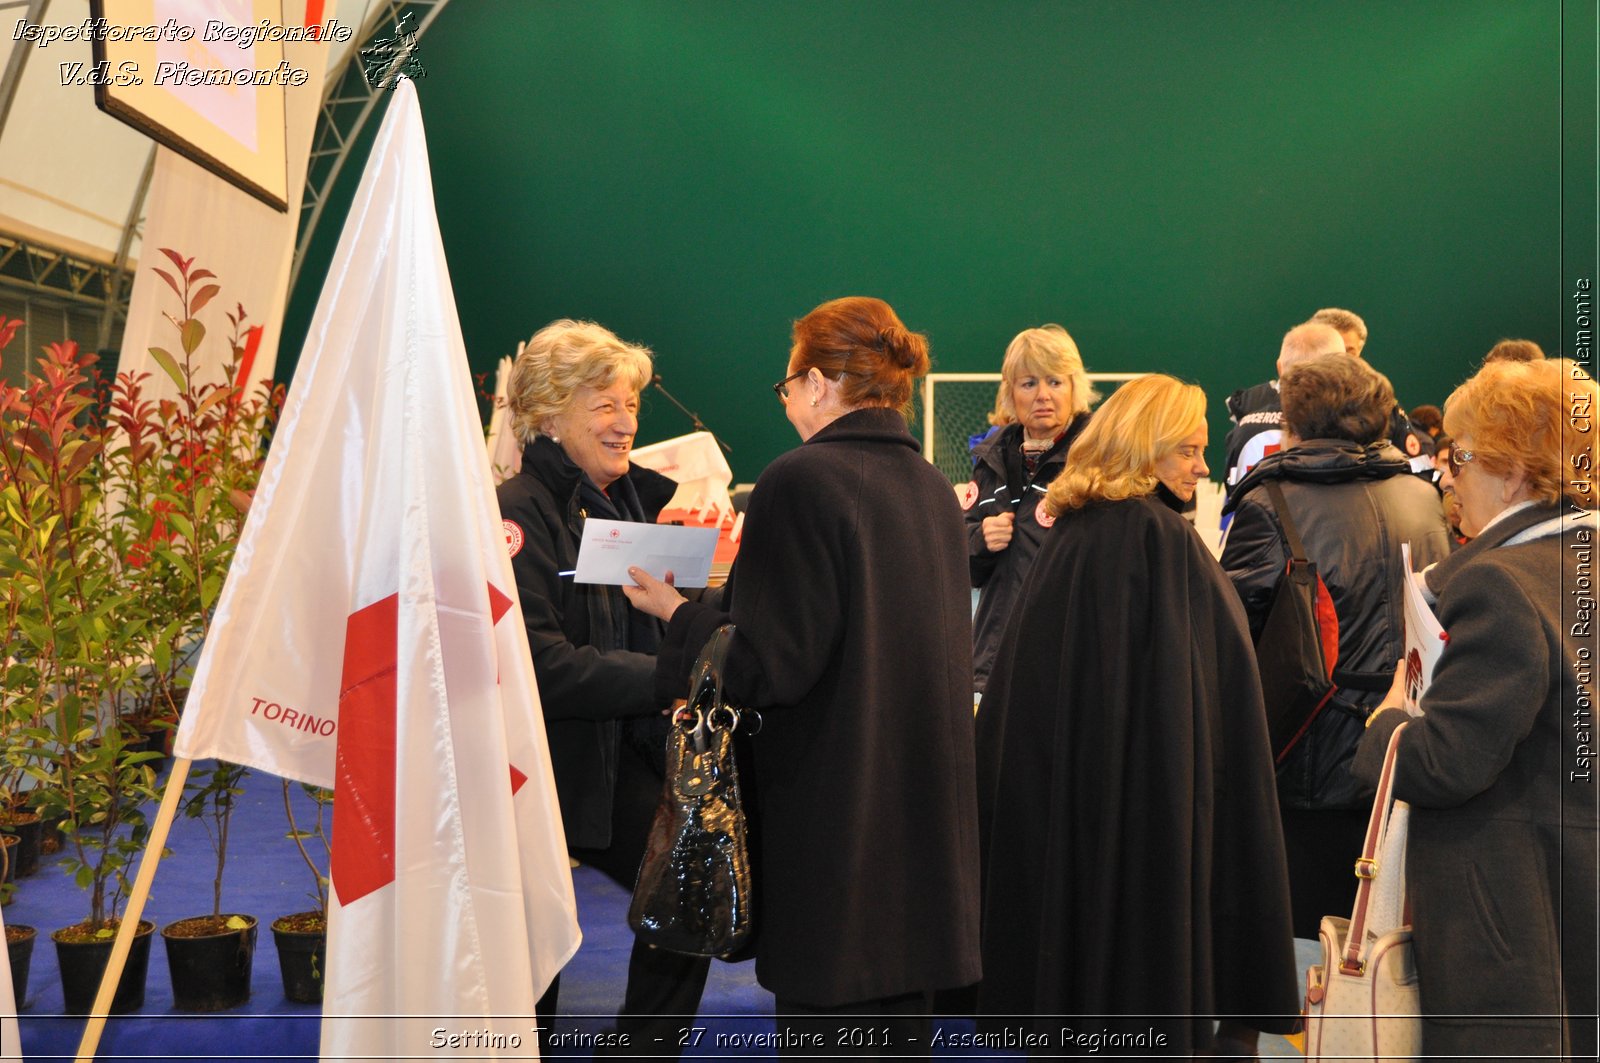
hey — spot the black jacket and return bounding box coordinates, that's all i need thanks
[655,407,981,1006]
[1220,440,1450,809]
[965,413,1091,692]
[976,493,1298,1051]
[495,436,677,848]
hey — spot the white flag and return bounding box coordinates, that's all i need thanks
[172,79,579,1060]
[0,902,20,1060]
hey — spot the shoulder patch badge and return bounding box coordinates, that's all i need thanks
[502,519,525,558]
[1034,498,1056,529]
[957,481,980,511]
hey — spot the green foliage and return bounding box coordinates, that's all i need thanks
[0,251,281,930]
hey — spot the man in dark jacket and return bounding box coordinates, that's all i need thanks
[1221,321,1346,500]
[1220,353,1451,936]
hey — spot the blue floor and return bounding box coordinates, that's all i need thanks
[3,763,1314,1060]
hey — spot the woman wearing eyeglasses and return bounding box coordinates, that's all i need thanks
[1219,353,1450,940]
[626,297,980,1056]
[1357,358,1598,1061]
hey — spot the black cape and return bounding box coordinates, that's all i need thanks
[975,493,1298,1053]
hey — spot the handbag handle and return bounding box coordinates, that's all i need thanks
[1340,721,1409,975]
[679,624,740,736]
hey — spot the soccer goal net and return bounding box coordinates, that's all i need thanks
[912,372,1141,484]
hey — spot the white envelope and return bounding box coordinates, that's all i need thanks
[574,518,719,587]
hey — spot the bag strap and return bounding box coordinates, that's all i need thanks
[1263,480,1309,564]
[1340,720,1408,975]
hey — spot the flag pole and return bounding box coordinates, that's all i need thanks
[73,756,193,1063]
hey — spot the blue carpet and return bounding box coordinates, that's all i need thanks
[3,761,1313,1060]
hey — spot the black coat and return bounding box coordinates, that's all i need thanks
[976,492,1299,1052]
[655,407,981,1007]
[1221,440,1451,809]
[965,413,1091,693]
[1355,503,1598,1062]
[496,436,678,849]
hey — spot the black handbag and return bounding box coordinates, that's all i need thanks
[1255,481,1341,762]
[627,623,753,958]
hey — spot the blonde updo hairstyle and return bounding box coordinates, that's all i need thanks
[1443,358,1598,510]
[790,297,930,416]
[1045,374,1206,515]
[988,324,1100,427]
[508,319,653,444]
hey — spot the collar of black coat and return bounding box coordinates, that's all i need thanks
[803,405,921,450]
[1220,438,1413,516]
[517,435,679,519]
[1422,501,1570,598]
[971,411,1092,476]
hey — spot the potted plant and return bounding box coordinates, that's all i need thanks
[161,760,255,1009]
[272,779,331,1003]
[0,330,162,1013]
[0,252,279,1014]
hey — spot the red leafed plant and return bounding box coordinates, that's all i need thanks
[0,250,282,930]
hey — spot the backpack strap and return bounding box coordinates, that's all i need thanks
[1263,479,1308,563]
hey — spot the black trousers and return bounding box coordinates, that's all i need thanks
[550,737,711,1058]
[772,991,933,1060]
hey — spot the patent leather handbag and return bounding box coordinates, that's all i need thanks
[628,623,753,958]
[1303,721,1421,1062]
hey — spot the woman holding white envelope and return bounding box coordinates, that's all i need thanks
[496,318,710,1050]
[1356,357,1598,1062]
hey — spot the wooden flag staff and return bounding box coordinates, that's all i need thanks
[74,756,193,1063]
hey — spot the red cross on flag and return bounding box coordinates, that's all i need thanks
[172,79,578,1059]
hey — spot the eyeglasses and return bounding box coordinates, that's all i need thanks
[1447,448,1477,475]
[771,368,855,400]
[771,369,808,399]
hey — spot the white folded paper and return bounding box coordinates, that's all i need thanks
[574,518,719,587]
[1400,542,1445,713]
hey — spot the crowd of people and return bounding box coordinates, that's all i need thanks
[495,302,1596,1060]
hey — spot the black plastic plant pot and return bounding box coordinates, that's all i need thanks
[5,924,35,1009]
[271,912,326,1004]
[51,919,155,1014]
[162,914,258,1011]
[0,811,42,876]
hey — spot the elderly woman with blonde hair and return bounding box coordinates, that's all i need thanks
[1356,357,1598,1061]
[965,324,1098,695]
[495,319,709,1050]
[975,374,1298,1059]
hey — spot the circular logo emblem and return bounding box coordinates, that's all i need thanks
[1035,498,1056,529]
[1404,432,1422,457]
[502,520,525,558]
[610,527,621,539]
[957,481,979,511]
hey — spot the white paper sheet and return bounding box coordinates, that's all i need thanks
[575,518,719,587]
[1400,542,1446,713]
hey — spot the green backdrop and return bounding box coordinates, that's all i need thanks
[283,0,1584,483]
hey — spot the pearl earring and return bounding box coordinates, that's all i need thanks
[810,396,819,407]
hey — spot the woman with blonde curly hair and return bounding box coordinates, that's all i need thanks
[965,324,1098,695]
[1356,357,1598,1060]
[976,374,1298,1058]
[495,319,710,1050]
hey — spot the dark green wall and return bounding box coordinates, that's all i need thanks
[284,0,1575,482]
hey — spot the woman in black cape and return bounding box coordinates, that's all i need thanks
[976,373,1298,1059]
